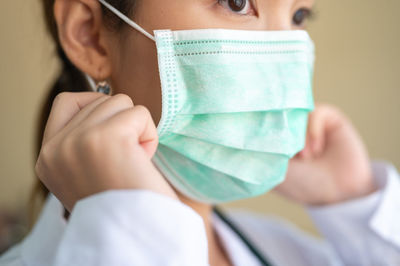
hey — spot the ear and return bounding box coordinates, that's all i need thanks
[54,0,112,81]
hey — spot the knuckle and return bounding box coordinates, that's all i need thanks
[34,161,47,184]
[134,105,151,118]
[136,105,157,129]
[34,160,43,179]
[39,143,52,165]
[35,143,53,179]
[53,92,72,105]
[34,156,44,179]
[133,105,157,129]
[134,104,149,112]
[113,93,134,107]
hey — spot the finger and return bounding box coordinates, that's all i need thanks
[81,94,135,128]
[296,107,328,159]
[43,92,107,144]
[307,105,340,156]
[62,94,111,131]
[101,105,159,157]
[296,116,315,159]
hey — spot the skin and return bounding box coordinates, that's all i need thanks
[35,0,377,265]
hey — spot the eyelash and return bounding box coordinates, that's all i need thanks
[217,0,256,16]
[217,0,315,26]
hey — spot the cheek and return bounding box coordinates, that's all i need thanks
[111,33,163,126]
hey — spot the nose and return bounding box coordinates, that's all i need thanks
[266,15,292,30]
[257,1,293,31]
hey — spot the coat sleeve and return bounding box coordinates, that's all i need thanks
[52,190,209,266]
[308,161,400,266]
[0,244,25,266]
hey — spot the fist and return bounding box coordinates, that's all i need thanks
[35,92,177,211]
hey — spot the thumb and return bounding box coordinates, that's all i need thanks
[105,105,159,158]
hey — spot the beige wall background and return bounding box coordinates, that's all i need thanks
[0,0,399,234]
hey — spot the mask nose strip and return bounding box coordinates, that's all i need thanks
[98,0,156,42]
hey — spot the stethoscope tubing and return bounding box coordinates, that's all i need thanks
[213,207,273,266]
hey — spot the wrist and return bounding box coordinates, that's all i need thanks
[339,173,378,203]
[312,171,378,207]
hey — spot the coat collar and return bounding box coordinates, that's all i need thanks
[18,193,260,266]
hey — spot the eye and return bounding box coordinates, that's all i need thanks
[292,8,313,26]
[218,0,255,15]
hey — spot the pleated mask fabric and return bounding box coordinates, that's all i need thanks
[99,0,315,203]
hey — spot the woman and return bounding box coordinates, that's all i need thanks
[1,0,399,265]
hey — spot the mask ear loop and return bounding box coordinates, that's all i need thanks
[85,74,97,91]
[98,0,156,42]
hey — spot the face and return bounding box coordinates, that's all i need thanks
[106,0,315,125]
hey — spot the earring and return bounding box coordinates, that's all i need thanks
[96,81,112,95]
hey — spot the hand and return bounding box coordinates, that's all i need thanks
[35,92,177,212]
[274,104,377,206]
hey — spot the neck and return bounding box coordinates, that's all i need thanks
[177,192,232,266]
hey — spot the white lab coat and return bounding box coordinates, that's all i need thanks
[1,161,399,266]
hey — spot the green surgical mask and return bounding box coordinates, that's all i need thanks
[99,0,315,203]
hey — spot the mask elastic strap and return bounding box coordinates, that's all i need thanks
[85,74,97,91]
[98,0,155,42]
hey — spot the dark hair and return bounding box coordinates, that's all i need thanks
[30,0,137,226]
